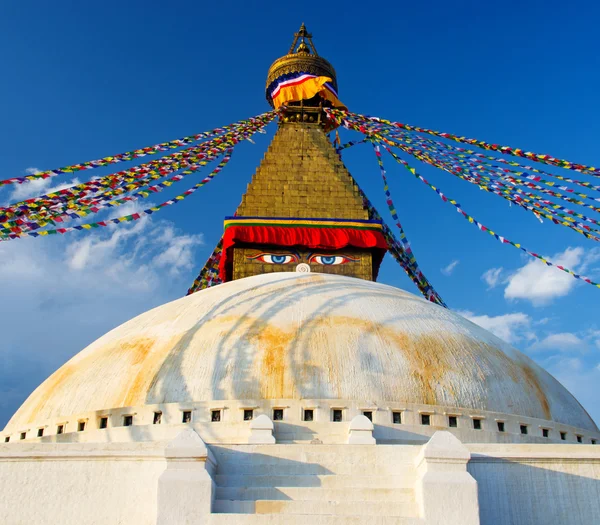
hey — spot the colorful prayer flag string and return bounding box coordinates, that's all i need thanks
[1,118,273,236]
[326,142,445,305]
[379,134,600,242]
[369,142,446,307]
[1,113,277,223]
[377,139,600,290]
[328,133,446,305]
[328,111,600,290]
[335,115,600,238]
[2,113,276,237]
[0,150,234,241]
[340,113,600,195]
[187,238,224,294]
[384,128,600,200]
[361,123,600,223]
[0,111,277,188]
[326,108,600,177]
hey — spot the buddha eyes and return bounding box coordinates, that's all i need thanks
[248,253,358,265]
[308,254,359,265]
[248,253,299,264]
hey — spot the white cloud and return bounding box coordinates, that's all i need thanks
[441,259,459,276]
[151,226,202,274]
[0,215,203,428]
[7,167,81,203]
[458,310,532,344]
[66,219,147,271]
[530,332,585,352]
[504,247,590,306]
[481,267,503,289]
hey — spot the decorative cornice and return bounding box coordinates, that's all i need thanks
[266,54,337,91]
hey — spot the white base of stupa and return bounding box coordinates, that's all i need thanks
[1,430,598,524]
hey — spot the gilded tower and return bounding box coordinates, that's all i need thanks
[220,25,387,283]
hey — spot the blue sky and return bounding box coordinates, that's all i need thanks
[1,1,599,428]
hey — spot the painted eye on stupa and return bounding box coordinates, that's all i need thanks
[308,254,359,265]
[247,253,299,265]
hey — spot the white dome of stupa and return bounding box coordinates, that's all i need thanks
[4,272,597,442]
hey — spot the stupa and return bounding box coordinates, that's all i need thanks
[1,24,599,525]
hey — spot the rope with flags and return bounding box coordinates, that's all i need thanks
[3,103,599,297]
[1,113,276,225]
[328,108,600,177]
[1,150,234,241]
[325,108,600,291]
[1,123,271,236]
[1,113,277,240]
[379,135,600,242]
[0,111,277,188]
[370,141,446,306]
[187,238,224,294]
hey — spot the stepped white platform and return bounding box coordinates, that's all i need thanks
[210,444,420,521]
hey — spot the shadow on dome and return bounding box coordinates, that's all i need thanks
[142,274,441,406]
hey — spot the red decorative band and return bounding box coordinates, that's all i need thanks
[220,224,388,281]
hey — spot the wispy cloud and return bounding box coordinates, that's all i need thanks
[481,267,503,289]
[529,332,585,352]
[6,167,81,203]
[527,327,600,354]
[458,310,532,344]
[441,259,459,276]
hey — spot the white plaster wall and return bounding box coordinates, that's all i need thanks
[0,442,166,525]
[1,440,599,524]
[468,444,600,525]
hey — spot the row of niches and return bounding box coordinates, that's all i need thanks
[4,403,598,444]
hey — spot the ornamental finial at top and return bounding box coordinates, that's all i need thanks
[266,24,341,110]
[288,23,319,56]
